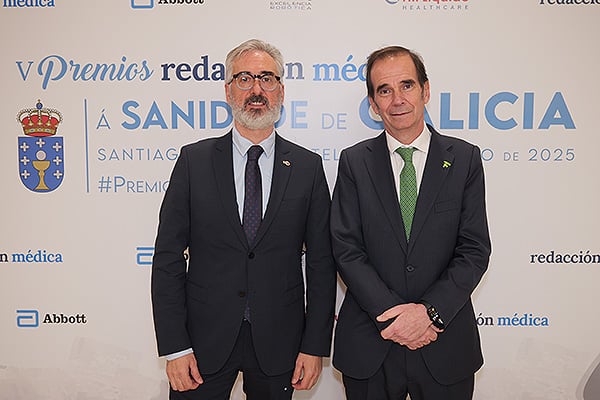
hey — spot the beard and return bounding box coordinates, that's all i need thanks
[229,93,282,131]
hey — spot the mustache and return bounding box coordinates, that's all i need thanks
[244,94,269,107]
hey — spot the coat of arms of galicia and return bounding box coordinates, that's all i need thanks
[17,100,64,192]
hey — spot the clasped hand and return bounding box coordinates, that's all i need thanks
[376,303,443,350]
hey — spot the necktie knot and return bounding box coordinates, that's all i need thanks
[395,147,415,163]
[247,145,263,162]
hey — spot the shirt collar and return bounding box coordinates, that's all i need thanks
[232,127,276,158]
[385,124,430,156]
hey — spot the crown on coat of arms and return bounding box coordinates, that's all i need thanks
[17,100,63,137]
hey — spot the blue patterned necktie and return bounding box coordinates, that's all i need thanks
[243,145,263,246]
[396,147,417,240]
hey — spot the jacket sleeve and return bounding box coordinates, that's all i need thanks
[420,145,491,326]
[299,156,338,356]
[151,146,192,356]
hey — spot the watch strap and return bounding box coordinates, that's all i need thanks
[419,301,445,330]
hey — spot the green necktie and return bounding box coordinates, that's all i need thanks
[396,147,417,240]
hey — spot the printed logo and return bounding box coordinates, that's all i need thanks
[136,246,154,266]
[16,309,39,327]
[540,0,600,6]
[137,246,188,266]
[269,1,312,11]
[16,309,87,328]
[131,0,153,8]
[132,0,207,9]
[384,0,470,12]
[17,100,64,192]
[3,0,55,8]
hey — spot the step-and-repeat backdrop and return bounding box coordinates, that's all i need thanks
[1,1,599,399]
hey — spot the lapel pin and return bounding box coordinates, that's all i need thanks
[442,160,452,168]
[282,160,291,167]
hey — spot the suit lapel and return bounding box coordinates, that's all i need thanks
[364,132,408,253]
[252,133,292,249]
[409,126,454,252]
[213,131,248,247]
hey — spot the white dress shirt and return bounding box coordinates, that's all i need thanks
[385,124,431,201]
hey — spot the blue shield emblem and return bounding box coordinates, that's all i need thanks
[17,101,64,193]
[18,136,64,192]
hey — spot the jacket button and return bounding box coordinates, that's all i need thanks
[238,291,246,298]
[406,265,415,272]
[248,252,255,259]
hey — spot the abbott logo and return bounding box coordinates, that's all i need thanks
[131,0,153,8]
[16,309,39,328]
[136,246,154,266]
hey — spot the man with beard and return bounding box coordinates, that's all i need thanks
[151,39,336,400]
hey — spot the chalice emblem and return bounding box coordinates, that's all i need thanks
[32,150,51,191]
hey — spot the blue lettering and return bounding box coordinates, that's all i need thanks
[16,61,34,81]
[291,101,308,129]
[37,55,67,90]
[210,101,232,129]
[485,92,518,130]
[313,62,340,81]
[523,92,534,129]
[440,93,463,129]
[122,101,141,130]
[143,101,169,129]
[359,97,383,130]
[539,92,575,129]
[468,92,479,129]
[172,101,195,129]
[275,106,286,129]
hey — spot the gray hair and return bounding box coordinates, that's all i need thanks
[225,39,284,83]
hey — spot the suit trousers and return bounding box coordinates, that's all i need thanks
[342,343,474,400]
[170,321,294,400]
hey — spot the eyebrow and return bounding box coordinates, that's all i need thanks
[376,83,390,92]
[235,70,276,76]
[376,79,416,92]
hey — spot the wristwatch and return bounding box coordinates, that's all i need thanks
[420,301,445,330]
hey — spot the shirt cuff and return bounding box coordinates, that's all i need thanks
[164,348,194,361]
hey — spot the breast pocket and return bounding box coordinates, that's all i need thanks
[434,199,459,214]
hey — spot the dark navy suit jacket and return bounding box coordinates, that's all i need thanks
[331,124,491,384]
[152,131,337,376]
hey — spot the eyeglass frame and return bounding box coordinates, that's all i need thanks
[229,71,282,92]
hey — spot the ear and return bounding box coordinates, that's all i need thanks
[368,96,379,115]
[423,81,431,104]
[224,81,231,100]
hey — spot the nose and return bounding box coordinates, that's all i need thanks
[249,77,263,94]
[391,90,406,105]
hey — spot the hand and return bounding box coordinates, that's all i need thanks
[291,353,323,390]
[376,303,439,347]
[166,353,203,392]
[402,326,440,350]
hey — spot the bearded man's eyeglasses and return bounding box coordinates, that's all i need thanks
[230,72,281,92]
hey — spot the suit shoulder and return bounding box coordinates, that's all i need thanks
[339,135,382,158]
[430,125,480,152]
[439,133,478,149]
[277,134,322,163]
[180,133,228,155]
